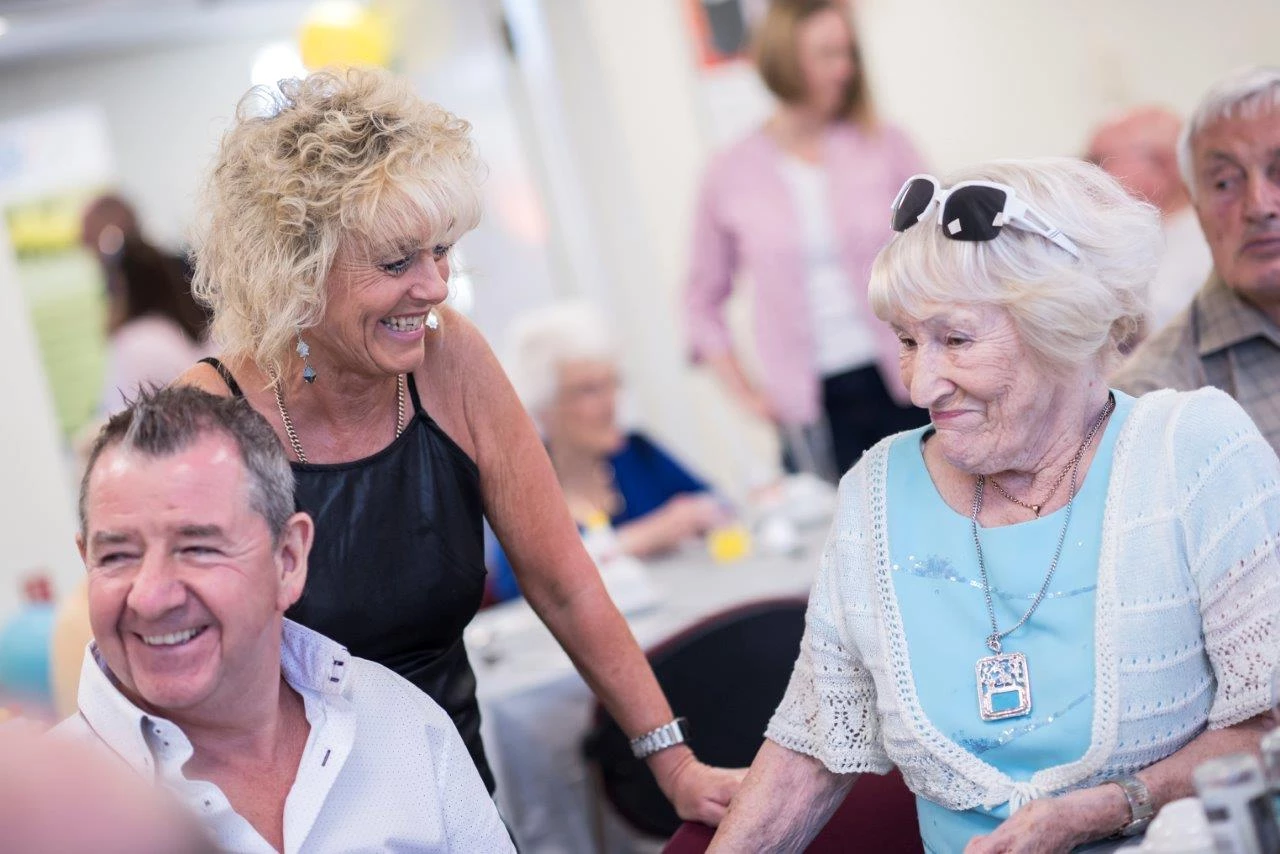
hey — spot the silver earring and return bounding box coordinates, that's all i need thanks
[426,309,440,331]
[296,334,317,383]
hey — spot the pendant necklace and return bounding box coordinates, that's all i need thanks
[972,394,1114,722]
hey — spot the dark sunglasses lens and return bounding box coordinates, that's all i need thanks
[892,178,937,231]
[941,185,1008,241]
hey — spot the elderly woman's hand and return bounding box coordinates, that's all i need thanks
[963,786,1127,854]
[616,494,728,559]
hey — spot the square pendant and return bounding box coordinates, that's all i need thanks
[976,651,1032,721]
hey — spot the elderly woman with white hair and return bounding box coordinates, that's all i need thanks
[179,68,742,821]
[709,158,1280,853]
[489,303,724,600]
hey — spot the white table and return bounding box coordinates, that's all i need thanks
[468,528,828,854]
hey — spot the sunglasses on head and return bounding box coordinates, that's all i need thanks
[889,174,1081,259]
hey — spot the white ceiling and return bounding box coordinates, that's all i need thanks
[0,0,310,69]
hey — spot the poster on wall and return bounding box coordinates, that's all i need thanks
[0,106,115,441]
[682,0,774,146]
[684,0,766,68]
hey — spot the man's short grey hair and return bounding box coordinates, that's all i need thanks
[1178,66,1280,198]
[870,157,1162,374]
[503,301,617,414]
[79,386,295,541]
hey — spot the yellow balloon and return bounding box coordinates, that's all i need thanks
[299,1,392,70]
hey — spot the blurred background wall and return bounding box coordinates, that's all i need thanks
[0,0,1278,621]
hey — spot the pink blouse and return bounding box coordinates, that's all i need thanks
[684,122,925,424]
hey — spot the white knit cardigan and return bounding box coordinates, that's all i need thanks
[766,388,1280,813]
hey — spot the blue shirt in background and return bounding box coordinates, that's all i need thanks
[487,432,708,602]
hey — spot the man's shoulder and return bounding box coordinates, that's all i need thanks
[1112,309,1203,395]
[344,654,453,729]
[43,713,133,769]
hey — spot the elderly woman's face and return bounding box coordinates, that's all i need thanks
[315,236,451,377]
[544,358,625,457]
[893,303,1060,474]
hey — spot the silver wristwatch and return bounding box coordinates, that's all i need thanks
[629,717,690,759]
[1111,775,1155,837]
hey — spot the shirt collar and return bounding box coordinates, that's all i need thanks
[1195,274,1280,355]
[74,619,352,777]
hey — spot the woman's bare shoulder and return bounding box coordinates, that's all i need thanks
[417,307,508,398]
[174,357,263,397]
[175,361,233,395]
[415,306,530,460]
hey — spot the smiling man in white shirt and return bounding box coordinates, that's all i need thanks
[56,385,513,854]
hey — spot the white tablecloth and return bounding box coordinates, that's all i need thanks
[468,529,828,854]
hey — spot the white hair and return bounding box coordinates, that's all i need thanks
[503,301,617,413]
[870,157,1162,373]
[1178,66,1280,198]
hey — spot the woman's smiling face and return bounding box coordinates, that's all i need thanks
[892,302,1065,475]
[312,235,453,378]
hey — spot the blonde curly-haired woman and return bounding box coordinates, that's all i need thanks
[178,67,742,821]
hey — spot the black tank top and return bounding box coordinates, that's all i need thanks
[199,358,494,791]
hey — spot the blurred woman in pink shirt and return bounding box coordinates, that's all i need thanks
[685,0,927,477]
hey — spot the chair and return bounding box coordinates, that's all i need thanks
[582,597,810,841]
[662,768,923,853]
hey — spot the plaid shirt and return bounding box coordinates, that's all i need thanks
[1113,274,1280,454]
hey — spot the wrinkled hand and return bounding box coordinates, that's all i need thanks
[659,494,728,540]
[963,799,1085,854]
[657,750,748,826]
[645,494,727,555]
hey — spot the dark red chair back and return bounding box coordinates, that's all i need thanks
[583,598,810,838]
[663,768,922,853]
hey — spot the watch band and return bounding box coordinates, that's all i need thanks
[629,717,690,759]
[1111,775,1155,837]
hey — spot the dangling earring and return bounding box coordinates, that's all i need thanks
[296,334,317,383]
[426,309,440,331]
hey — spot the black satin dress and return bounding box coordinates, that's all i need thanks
[200,358,494,791]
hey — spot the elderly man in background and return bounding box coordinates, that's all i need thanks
[1114,67,1280,454]
[1086,105,1212,333]
[57,386,513,853]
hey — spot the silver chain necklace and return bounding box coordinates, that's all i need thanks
[971,393,1114,721]
[272,373,406,465]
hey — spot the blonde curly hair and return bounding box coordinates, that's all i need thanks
[191,67,482,377]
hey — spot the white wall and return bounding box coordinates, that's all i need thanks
[570,0,780,494]
[860,0,1280,172]
[0,38,290,250]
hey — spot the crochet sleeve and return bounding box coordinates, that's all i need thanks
[1179,390,1280,728]
[765,469,893,774]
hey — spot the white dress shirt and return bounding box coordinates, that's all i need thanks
[55,620,514,854]
[777,155,880,377]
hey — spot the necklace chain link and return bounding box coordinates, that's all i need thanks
[273,373,405,465]
[972,394,1114,654]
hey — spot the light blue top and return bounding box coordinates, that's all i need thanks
[886,392,1134,853]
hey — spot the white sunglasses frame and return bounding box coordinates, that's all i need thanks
[890,173,1082,259]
